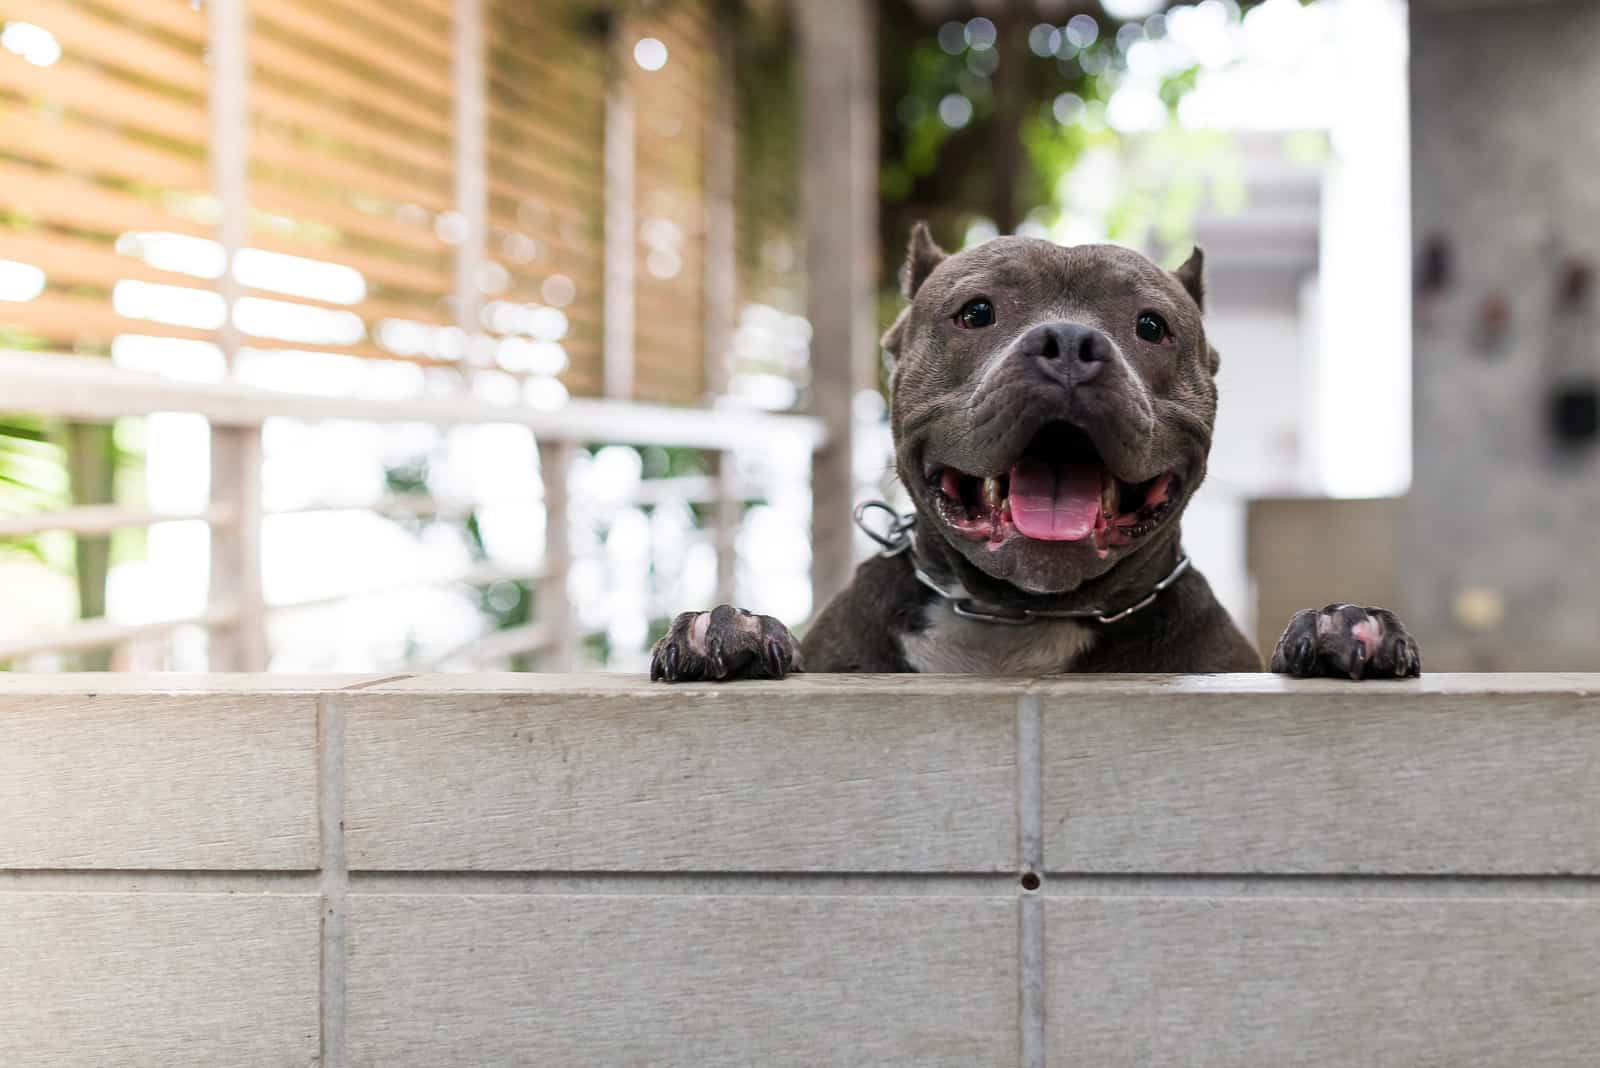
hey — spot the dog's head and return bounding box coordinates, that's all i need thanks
[883,224,1218,596]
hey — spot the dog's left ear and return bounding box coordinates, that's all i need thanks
[1173,246,1205,311]
[902,222,948,299]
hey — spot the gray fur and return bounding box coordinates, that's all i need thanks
[652,227,1418,681]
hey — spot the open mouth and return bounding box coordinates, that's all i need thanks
[925,423,1178,556]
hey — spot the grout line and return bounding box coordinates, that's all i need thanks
[1018,695,1043,873]
[343,871,1018,896]
[5,869,1594,898]
[1020,893,1044,1067]
[318,695,348,1068]
[1017,694,1045,1068]
[1040,873,1600,898]
[0,871,319,892]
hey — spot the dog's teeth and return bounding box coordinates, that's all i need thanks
[939,469,962,500]
[1100,471,1117,517]
[982,477,1004,513]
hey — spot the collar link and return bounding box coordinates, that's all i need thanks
[853,499,1190,627]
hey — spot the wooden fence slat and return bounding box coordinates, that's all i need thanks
[250,135,454,216]
[94,0,209,45]
[251,82,454,181]
[250,30,452,143]
[0,54,207,146]
[0,230,212,293]
[0,293,215,345]
[2,105,208,192]
[0,163,212,239]
[254,0,454,98]
[244,223,453,300]
[289,0,455,68]
[1,0,208,94]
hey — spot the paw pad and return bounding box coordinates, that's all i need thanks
[1272,604,1420,680]
[650,606,802,683]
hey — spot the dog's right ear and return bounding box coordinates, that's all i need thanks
[901,222,948,299]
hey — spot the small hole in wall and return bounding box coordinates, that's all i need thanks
[1019,872,1041,892]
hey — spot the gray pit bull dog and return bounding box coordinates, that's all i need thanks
[651,225,1420,682]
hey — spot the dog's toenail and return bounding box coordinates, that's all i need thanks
[1347,648,1366,680]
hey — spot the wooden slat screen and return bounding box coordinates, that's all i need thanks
[1,0,805,409]
[733,4,807,409]
[627,1,713,407]
[247,0,457,370]
[484,0,607,399]
[0,0,214,356]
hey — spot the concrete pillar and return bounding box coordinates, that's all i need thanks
[1408,0,1600,669]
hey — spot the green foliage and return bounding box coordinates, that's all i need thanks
[1098,126,1246,254]
[383,455,535,670]
[734,4,801,273]
[0,419,65,670]
[582,630,611,666]
[0,417,68,565]
[383,456,431,504]
[877,2,1275,311]
[637,444,705,481]
[0,412,150,669]
[0,419,64,500]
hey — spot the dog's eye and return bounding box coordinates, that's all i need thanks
[1135,311,1171,344]
[954,299,995,329]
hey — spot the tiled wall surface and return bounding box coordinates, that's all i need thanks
[2,673,1598,1066]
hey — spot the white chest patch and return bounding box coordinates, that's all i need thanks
[900,599,1096,676]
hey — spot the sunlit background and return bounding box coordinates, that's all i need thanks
[0,0,1437,672]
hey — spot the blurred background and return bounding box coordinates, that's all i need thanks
[0,0,1591,673]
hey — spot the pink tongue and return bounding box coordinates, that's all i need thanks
[1008,458,1102,541]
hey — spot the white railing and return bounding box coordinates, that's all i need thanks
[0,349,826,671]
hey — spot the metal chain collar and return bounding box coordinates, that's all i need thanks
[853,499,1191,627]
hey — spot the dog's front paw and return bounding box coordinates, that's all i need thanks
[1270,604,1421,680]
[650,605,803,682]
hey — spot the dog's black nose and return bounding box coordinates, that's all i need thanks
[1023,322,1109,381]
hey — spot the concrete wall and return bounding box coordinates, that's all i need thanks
[1409,0,1600,668]
[1194,306,1317,639]
[1247,496,1403,660]
[3,673,1600,1066]
[1186,135,1323,640]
